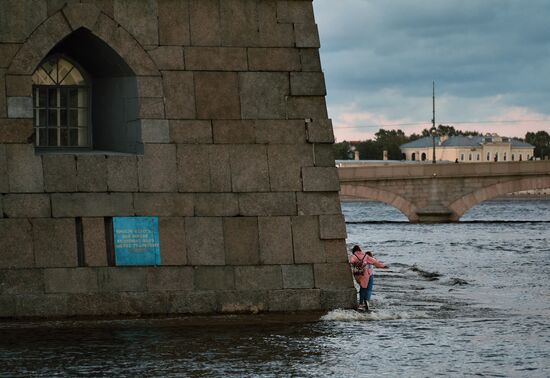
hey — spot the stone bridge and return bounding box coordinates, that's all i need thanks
[339,161,550,222]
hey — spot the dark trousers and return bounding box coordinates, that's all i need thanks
[359,287,368,304]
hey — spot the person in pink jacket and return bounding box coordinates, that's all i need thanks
[349,245,389,311]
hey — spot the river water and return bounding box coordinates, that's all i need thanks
[1,199,549,377]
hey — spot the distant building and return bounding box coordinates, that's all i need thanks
[400,134,535,163]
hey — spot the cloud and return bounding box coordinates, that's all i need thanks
[314,0,550,139]
[329,91,550,142]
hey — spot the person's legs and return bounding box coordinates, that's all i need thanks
[358,287,370,311]
[359,287,368,305]
[366,275,374,301]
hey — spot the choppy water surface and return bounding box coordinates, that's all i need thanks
[1,199,549,377]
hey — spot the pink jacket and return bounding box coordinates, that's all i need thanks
[349,251,386,288]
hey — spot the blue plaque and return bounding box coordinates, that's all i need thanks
[113,217,161,266]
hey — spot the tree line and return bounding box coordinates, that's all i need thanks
[333,125,550,161]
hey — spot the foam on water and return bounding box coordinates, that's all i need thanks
[1,200,548,376]
[321,308,429,322]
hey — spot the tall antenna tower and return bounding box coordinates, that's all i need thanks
[430,81,437,164]
[432,81,435,131]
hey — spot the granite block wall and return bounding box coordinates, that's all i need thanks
[0,0,354,318]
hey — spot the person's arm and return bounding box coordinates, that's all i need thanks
[366,256,388,269]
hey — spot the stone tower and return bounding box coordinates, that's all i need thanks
[0,0,354,318]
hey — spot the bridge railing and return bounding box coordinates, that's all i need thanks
[338,160,550,182]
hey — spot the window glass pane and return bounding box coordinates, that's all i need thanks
[48,128,58,147]
[60,88,68,108]
[42,59,58,84]
[69,88,78,108]
[77,88,88,107]
[48,88,58,107]
[38,109,47,126]
[38,128,47,146]
[60,109,67,127]
[78,128,88,147]
[32,70,40,86]
[69,109,78,127]
[69,129,78,146]
[32,57,91,149]
[32,68,55,85]
[35,57,88,86]
[78,109,87,127]
[57,59,74,83]
[61,67,85,85]
[38,88,48,107]
[60,128,68,146]
[48,109,58,127]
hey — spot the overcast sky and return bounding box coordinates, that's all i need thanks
[313,0,550,141]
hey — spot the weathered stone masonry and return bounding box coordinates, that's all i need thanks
[0,0,355,318]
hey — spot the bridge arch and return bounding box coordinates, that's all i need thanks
[340,184,419,222]
[449,176,550,220]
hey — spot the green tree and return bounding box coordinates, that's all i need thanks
[421,125,480,137]
[525,131,550,159]
[356,140,383,160]
[374,129,408,160]
[408,132,423,141]
[333,141,353,160]
[436,124,459,136]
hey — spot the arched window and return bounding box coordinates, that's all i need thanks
[32,56,90,148]
[29,28,141,154]
[468,153,472,161]
[421,152,426,161]
[476,154,480,161]
[412,153,416,161]
[460,153,464,161]
[487,152,490,161]
[503,152,507,161]
[511,154,515,161]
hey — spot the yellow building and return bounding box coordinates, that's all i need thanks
[400,134,534,163]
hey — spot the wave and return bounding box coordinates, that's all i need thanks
[459,220,550,224]
[321,308,429,322]
[386,262,410,268]
[410,265,442,280]
[346,221,408,224]
[444,278,469,286]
